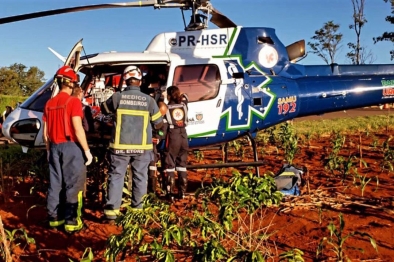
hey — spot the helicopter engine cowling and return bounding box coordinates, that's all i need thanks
[230,27,290,76]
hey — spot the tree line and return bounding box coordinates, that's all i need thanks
[308,0,393,65]
[0,0,393,96]
[0,63,45,96]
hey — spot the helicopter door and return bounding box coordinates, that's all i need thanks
[51,39,83,97]
[64,39,83,70]
[169,64,224,138]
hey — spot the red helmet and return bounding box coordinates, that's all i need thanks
[55,66,78,83]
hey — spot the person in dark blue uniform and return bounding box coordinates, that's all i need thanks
[100,65,163,220]
[163,86,189,200]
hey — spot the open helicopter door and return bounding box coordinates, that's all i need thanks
[64,39,83,71]
[51,39,83,97]
[167,61,227,142]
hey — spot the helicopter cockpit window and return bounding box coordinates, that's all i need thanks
[23,79,55,112]
[172,64,220,102]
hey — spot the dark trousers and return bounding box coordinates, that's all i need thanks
[105,150,153,211]
[148,143,160,193]
[164,128,188,194]
[47,142,86,221]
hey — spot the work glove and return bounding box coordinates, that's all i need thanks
[84,150,93,166]
[47,150,50,162]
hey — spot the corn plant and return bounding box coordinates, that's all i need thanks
[192,238,228,262]
[370,135,379,149]
[193,150,204,163]
[353,123,372,169]
[105,195,186,262]
[316,213,378,261]
[327,154,357,183]
[106,188,228,262]
[374,176,379,192]
[304,131,314,147]
[317,207,327,225]
[106,169,284,262]
[279,248,304,262]
[380,136,394,172]
[277,122,299,165]
[266,126,279,145]
[121,165,132,208]
[229,140,245,160]
[0,226,35,261]
[209,170,283,226]
[325,131,346,175]
[206,170,283,260]
[341,155,360,183]
[352,170,372,197]
[69,247,94,262]
[256,132,270,146]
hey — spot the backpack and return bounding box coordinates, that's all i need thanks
[274,164,306,196]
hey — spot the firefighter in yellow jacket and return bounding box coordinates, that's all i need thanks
[100,65,163,220]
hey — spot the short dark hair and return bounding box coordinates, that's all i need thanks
[125,78,141,86]
[72,87,83,97]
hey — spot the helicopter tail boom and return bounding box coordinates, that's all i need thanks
[295,73,394,117]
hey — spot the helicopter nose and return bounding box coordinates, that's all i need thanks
[2,109,41,147]
[1,110,16,140]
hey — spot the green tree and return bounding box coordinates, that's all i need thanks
[308,21,343,64]
[0,67,19,95]
[373,0,394,60]
[347,0,375,64]
[0,63,45,96]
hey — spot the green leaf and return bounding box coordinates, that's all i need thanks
[80,247,94,262]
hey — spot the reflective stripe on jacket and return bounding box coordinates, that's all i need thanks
[104,86,162,152]
[165,102,188,129]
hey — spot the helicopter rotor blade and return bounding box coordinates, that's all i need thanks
[0,0,184,25]
[0,0,236,29]
[209,7,236,28]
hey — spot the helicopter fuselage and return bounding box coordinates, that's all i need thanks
[3,26,394,150]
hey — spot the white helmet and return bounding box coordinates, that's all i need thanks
[123,65,142,81]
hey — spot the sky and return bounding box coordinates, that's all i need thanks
[0,0,392,80]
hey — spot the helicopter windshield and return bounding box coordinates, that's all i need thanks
[22,78,55,112]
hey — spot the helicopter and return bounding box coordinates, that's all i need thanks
[1,0,394,171]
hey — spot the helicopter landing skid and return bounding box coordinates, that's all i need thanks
[187,132,262,177]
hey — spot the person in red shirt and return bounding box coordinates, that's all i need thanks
[42,66,93,233]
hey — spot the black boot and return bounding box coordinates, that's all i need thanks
[64,202,83,232]
[178,172,188,199]
[166,174,176,202]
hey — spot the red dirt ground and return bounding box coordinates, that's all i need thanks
[1,108,394,261]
